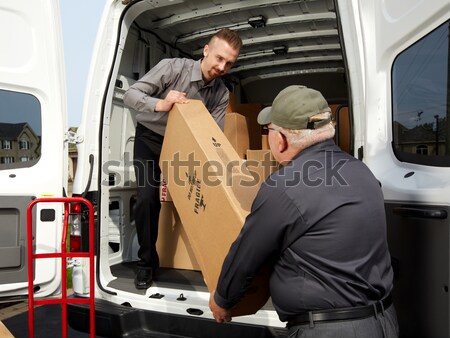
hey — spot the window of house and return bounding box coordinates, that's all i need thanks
[19,140,29,150]
[2,140,11,149]
[392,20,449,166]
[1,157,14,164]
[416,145,428,155]
[0,89,41,169]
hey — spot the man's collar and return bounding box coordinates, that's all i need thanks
[192,58,215,87]
[192,59,203,82]
[292,139,335,161]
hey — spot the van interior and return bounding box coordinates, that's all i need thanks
[103,0,351,297]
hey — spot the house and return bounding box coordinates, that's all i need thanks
[0,122,40,164]
[394,119,448,156]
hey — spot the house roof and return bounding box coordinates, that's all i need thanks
[394,120,446,143]
[0,122,28,140]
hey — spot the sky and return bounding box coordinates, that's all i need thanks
[60,1,106,128]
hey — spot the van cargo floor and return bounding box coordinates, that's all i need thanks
[108,261,208,295]
[108,261,275,311]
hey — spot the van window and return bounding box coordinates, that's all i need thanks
[0,89,41,169]
[392,20,450,166]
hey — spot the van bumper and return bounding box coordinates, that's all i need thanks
[67,298,287,338]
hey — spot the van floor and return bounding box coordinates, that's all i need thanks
[108,261,208,296]
[108,262,275,311]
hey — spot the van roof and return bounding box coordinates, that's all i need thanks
[129,0,346,104]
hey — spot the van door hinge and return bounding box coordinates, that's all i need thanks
[64,130,84,144]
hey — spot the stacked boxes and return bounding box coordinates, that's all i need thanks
[224,112,249,159]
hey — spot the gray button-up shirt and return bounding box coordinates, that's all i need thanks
[123,58,229,135]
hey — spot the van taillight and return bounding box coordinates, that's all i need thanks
[70,203,82,252]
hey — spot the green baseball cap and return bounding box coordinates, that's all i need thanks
[257,85,331,129]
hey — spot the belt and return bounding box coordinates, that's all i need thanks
[287,294,392,328]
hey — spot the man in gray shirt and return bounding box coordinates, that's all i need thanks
[123,28,242,289]
[210,86,399,338]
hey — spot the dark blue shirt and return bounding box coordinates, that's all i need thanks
[214,140,394,321]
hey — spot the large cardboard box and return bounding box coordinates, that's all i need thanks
[160,100,270,316]
[157,202,200,270]
[224,112,250,159]
[246,150,278,187]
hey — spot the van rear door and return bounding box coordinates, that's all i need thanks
[0,0,66,298]
[346,0,450,337]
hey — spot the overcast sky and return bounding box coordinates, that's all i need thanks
[60,1,106,128]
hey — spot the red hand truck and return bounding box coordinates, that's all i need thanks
[27,197,95,338]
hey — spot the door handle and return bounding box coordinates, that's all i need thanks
[392,207,447,219]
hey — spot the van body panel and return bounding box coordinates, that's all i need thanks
[0,0,67,298]
[72,0,115,196]
[386,203,450,337]
[355,1,450,337]
[359,0,450,204]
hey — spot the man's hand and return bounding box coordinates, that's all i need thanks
[155,90,189,112]
[209,291,232,324]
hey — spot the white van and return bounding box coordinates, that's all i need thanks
[1,0,449,337]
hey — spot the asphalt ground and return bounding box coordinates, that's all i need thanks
[0,301,99,338]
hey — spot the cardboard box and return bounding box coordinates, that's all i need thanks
[160,100,270,316]
[246,150,278,187]
[156,202,200,270]
[224,112,250,159]
[330,104,351,153]
[228,93,265,149]
[261,135,269,150]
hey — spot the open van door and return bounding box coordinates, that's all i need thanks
[340,0,450,337]
[0,0,67,299]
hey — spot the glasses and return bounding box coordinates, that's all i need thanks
[263,125,287,142]
[262,125,277,132]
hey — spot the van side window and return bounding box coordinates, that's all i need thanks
[0,89,41,169]
[392,20,449,166]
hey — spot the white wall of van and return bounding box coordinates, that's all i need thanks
[0,0,67,298]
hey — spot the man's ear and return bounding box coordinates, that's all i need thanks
[276,132,288,153]
[203,44,209,57]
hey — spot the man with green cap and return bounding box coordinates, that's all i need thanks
[209,86,399,337]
